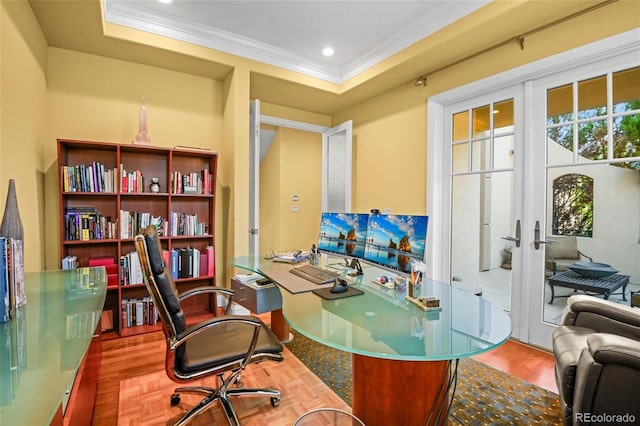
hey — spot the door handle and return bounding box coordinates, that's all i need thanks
[533,220,554,249]
[501,219,521,248]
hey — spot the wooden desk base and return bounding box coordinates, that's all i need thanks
[352,355,451,426]
[270,309,290,342]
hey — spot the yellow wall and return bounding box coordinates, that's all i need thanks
[43,47,224,269]
[337,0,640,218]
[0,0,638,276]
[0,0,48,272]
[258,127,322,253]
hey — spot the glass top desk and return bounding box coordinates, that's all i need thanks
[234,256,511,426]
[0,267,107,425]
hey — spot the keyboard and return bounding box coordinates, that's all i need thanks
[289,264,339,284]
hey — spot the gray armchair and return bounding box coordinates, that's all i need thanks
[552,295,640,425]
[545,236,593,275]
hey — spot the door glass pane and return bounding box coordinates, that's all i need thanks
[548,125,574,165]
[494,99,514,135]
[578,119,608,161]
[614,113,640,160]
[578,75,607,119]
[547,84,573,124]
[451,172,513,312]
[450,98,515,313]
[543,161,640,324]
[494,135,514,169]
[472,105,491,137]
[452,143,469,174]
[453,111,469,142]
[613,67,640,112]
[471,138,490,171]
[543,66,640,327]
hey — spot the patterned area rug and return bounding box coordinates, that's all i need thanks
[285,330,562,425]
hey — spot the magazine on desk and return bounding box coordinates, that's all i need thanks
[272,251,309,264]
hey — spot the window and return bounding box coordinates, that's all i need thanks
[546,66,640,170]
[552,173,593,237]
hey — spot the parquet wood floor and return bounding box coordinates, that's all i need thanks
[94,326,556,425]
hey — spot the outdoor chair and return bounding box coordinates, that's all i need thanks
[545,236,593,275]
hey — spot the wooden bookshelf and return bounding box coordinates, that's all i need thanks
[57,139,217,338]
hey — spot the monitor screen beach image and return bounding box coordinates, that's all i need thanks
[317,212,369,259]
[364,214,428,273]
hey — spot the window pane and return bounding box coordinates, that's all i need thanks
[471,138,490,171]
[578,119,607,161]
[614,113,640,161]
[551,173,593,237]
[494,135,514,169]
[494,99,514,135]
[547,125,573,165]
[547,84,573,124]
[613,67,640,112]
[472,105,491,137]
[578,75,607,119]
[453,111,469,142]
[452,143,468,173]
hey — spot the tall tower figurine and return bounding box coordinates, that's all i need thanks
[134,97,152,144]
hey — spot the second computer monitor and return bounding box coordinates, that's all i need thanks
[364,214,429,274]
[317,212,369,259]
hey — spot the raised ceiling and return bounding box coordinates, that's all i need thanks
[103,0,490,84]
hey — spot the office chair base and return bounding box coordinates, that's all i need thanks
[172,385,281,426]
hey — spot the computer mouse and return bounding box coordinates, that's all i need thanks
[330,278,349,293]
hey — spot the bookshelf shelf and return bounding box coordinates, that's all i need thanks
[57,139,217,338]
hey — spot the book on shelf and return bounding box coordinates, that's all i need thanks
[65,207,116,241]
[121,296,158,328]
[170,168,213,195]
[60,162,117,193]
[61,255,78,270]
[88,257,118,288]
[205,246,214,276]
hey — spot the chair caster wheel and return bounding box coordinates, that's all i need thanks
[270,396,280,407]
[170,393,181,406]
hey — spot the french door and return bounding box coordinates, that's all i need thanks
[428,31,639,349]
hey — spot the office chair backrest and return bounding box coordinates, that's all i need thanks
[135,225,187,339]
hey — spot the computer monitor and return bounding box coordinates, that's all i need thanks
[317,212,369,260]
[364,214,429,274]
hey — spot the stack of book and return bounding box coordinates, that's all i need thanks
[170,168,212,195]
[121,296,158,328]
[168,245,214,280]
[61,161,118,193]
[0,238,25,323]
[119,210,166,239]
[120,251,144,285]
[64,207,117,240]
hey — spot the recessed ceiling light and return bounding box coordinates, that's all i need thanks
[158,0,173,4]
[322,47,334,57]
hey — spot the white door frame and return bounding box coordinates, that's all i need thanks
[248,102,353,254]
[427,29,639,346]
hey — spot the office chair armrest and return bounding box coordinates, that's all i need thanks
[179,286,235,314]
[172,315,264,367]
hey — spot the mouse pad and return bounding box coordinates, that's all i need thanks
[312,286,364,300]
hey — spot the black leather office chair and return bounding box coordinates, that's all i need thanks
[134,225,284,426]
